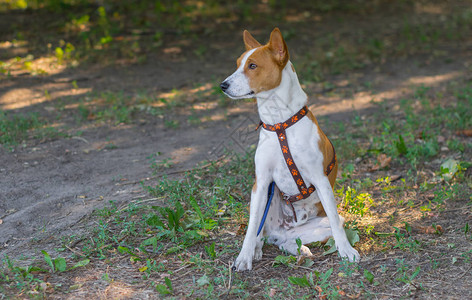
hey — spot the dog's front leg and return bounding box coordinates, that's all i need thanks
[315,176,360,262]
[233,177,270,271]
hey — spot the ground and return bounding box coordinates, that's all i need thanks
[1,1,471,299]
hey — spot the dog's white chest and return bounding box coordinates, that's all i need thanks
[255,117,323,196]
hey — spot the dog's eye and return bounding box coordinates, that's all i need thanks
[248,63,257,70]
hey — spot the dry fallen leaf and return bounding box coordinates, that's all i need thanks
[456,129,472,137]
[236,223,247,235]
[269,288,277,297]
[315,286,327,300]
[336,286,346,296]
[163,47,182,55]
[414,224,444,234]
[346,292,362,299]
[370,154,392,171]
[297,255,307,265]
[389,174,402,182]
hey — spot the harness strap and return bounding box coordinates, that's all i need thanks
[258,105,336,223]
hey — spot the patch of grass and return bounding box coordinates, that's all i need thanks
[0,110,64,148]
[164,119,179,129]
[392,223,422,252]
[0,253,90,296]
[76,92,146,124]
[147,152,174,174]
[0,111,43,146]
[368,85,472,171]
[287,267,351,298]
[74,150,253,263]
[74,88,216,127]
[395,259,423,290]
[0,256,43,296]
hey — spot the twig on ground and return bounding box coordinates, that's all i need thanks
[65,244,86,257]
[173,263,191,276]
[456,266,472,279]
[69,237,86,248]
[71,136,90,144]
[118,197,164,211]
[225,260,234,297]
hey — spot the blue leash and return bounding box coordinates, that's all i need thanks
[257,182,275,236]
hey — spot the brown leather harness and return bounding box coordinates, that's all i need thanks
[257,105,337,222]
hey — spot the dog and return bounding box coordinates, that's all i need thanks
[220,28,360,271]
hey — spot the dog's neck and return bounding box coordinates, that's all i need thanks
[255,61,308,125]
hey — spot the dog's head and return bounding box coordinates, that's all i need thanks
[220,28,290,99]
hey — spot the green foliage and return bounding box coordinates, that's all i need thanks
[394,134,407,155]
[273,255,297,267]
[54,257,67,272]
[395,259,422,287]
[288,274,311,287]
[143,199,216,248]
[287,268,341,298]
[204,242,216,260]
[323,228,360,256]
[363,269,374,284]
[55,42,76,64]
[0,253,90,295]
[295,238,302,255]
[463,223,470,237]
[439,159,461,181]
[69,259,90,270]
[155,277,173,295]
[139,237,159,253]
[156,201,185,231]
[41,250,55,272]
[392,224,421,252]
[339,186,373,217]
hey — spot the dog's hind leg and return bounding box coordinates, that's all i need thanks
[254,185,281,260]
[254,237,264,261]
[276,215,334,256]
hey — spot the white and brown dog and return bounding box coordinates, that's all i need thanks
[221,28,360,271]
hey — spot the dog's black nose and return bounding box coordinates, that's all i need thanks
[220,81,229,92]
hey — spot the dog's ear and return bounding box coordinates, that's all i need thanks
[243,30,262,50]
[268,28,289,67]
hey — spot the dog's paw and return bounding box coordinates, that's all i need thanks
[337,242,360,262]
[299,245,313,256]
[254,248,263,261]
[233,252,254,271]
